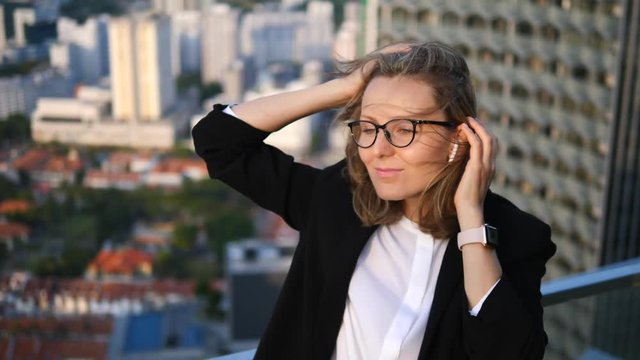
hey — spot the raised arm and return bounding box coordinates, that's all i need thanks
[230,78,352,132]
[231,42,412,132]
[192,77,359,230]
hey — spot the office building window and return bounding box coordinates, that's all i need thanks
[466,15,486,29]
[512,84,530,99]
[572,64,589,80]
[540,24,560,41]
[561,96,577,112]
[516,21,534,36]
[491,17,508,33]
[536,89,556,106]
[442,12,460,25]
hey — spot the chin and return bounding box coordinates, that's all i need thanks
[372,187,407,202]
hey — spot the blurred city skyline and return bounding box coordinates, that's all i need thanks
[0,0,638,358]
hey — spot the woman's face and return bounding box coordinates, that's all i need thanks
[357,75,456,218]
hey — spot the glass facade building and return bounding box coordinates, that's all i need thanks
[371,0,629,279]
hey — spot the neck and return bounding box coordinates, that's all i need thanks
[402,198,420,222]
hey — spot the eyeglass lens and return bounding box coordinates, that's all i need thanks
[350,119,417,148]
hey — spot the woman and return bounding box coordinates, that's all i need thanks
[192,42,556,359]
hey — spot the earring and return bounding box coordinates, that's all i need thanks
[448,142,459,163]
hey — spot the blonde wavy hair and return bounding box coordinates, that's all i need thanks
[336,42,476,239]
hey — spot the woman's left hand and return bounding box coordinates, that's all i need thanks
[453,117,498,229]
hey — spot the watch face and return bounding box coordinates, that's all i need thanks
[485,225,499,247]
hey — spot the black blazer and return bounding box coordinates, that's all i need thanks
[192,104,557,360]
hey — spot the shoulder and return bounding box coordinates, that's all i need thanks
[484,191,548,232]
[316,159,351,191]
[485,191,556,262]
[305,159,357,218]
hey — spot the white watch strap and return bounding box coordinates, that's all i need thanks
[457,225,487,250]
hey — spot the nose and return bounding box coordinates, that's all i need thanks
[371,129,395,157]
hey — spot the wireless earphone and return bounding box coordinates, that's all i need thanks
[448,142,459,163]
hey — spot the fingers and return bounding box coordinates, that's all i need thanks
[357,43,412,89]
[453,117,497,209]
[364,43,412,74]
[466,117,497,171]
[458,122,482,165]
[457,117,497,179]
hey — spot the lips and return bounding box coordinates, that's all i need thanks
[374,167,403,178]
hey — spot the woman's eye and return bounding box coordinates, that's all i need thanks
[394,128,413,135]
[362,128,376,134]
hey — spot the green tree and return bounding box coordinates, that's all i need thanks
[81,188,139,244]
[200,82,223,102]
[61,214,98,250]
[31,186,138,249]
[154,250,191,279]
[0,176,21,201]
[175,179,254,216]
[29,256,63,277]
[168,145,197,158]
[28,246,94,277]
[0,113,30,145]
[205,209,254,262]
[0,244,10,271]
[60,246,94,276]
[194,278,224,319]
[172,223,198,251]
[176,72,201,94]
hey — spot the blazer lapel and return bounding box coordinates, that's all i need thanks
[314,221,376,359]
[417,235,463,358]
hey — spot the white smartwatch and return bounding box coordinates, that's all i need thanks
[457,224,499,250]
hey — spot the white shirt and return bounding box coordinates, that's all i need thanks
[332,217,498,360]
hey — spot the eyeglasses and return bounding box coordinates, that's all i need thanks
[347,119,456,148]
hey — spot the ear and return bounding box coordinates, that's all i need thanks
[454,124,467,143]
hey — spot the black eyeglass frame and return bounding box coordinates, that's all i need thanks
[347,119,457,148]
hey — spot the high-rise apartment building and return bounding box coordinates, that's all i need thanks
[334,1,361,61]
[372,0,624,278]
[201,4,239,84]
[1,68,72,119]
[13,7,36,46]
[240,6,306,68]
[304,1,334,61]
[0,76,35,118]
[50,16,109,84]
[223,59,245,103]
[151,0,214,13]
[0,6,6,51]
[170,10,201,77]
[108,14,175,122]
[151,0,186,13]
[0,1,32,45]
[240,2,334,69]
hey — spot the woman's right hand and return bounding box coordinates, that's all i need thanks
[338,43,413,101]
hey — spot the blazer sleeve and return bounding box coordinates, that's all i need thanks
[461,220,556,359]
[191,104,321,231]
